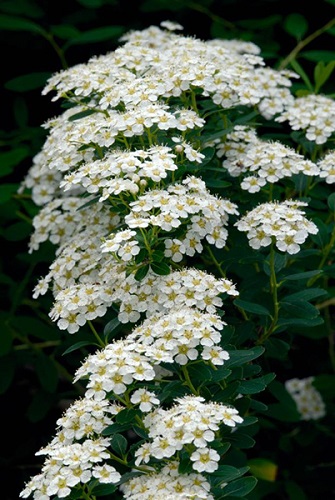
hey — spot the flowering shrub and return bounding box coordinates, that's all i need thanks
[19,20,335,499]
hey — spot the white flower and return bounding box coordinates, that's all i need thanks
[190,447,220,472]
[130,389,160,412]
[221,406,244,427]
[92,464,121,483]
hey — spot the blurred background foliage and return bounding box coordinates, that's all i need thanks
[1,0,335,499]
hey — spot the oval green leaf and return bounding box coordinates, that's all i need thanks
[5,72,51,92]
[234,299,271,316]
[65,25,125,46]
[284,13,308,39]
[0,14,45,34]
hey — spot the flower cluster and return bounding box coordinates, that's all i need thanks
[285,377,326,420]
[276,93,335,144]
[127,307,230,366]
[217,125,320,192]
[47,266,238,333]
[28,196,120,253]
[20,439,121,499]
[101,175,239,266]
[20,398,124,499]
[73,339,157,398]
[120,460,214,499]
[135,395,243,472]
[317,150,335,184]
[235,200,318,254]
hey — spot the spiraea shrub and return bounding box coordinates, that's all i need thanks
[19,21,335,500]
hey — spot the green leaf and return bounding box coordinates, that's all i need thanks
[62,341,94,355]
[187,362,214,384]
[284,13,308,39]
[263,251,287,275]
[248,458,278,482]
[68,109,97,121]
[77,195,100,210]
[249,399,268,412]
[134,264,149,281]
[102,423,130,436]
[132,425,149,439]
[314,60,335,93]
[117,471,143,487]
[268,380,297,406]
[264,338,290,360]
[266,381,301,421]
[0,148,30,176]
[277,316,324,328]
[158,380,187,401]
[3,221,31,241]
[0,0,44,17]
[225,347,265,368]
[234,299,271,316]
[284,288,327,302]
[220,476,258,497]
[283,270,322,281]
[90,483,118,496]
[5,72,51,92]
[229,432,256,449]
[210,367,232,382]
[50,24,81,40]
[289,59,314,91]
[302,50,335,62]
[103,317,121,339]
[328,192,335,212]
[0,184,19,204]
[280,300,320,319]
[150,261,171,276]
[214,381,241,402]
[65,25,125,47]
[116,408,141,425]
[239,373,276,394]
[309,217,330,248]
[206,179,232,188]
[212,465,249,482]
[110,433,128,457]
[0,14,45,34]
[292,322,329,339]
[285,480,307,500]
[239,416,258,427]
[178,452,194,475]
[151,250,165,262]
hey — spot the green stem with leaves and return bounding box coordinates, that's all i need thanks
[181,365,199,395]
[279,17,335,70]
[88,320,105,348]
[257,243,279,344]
